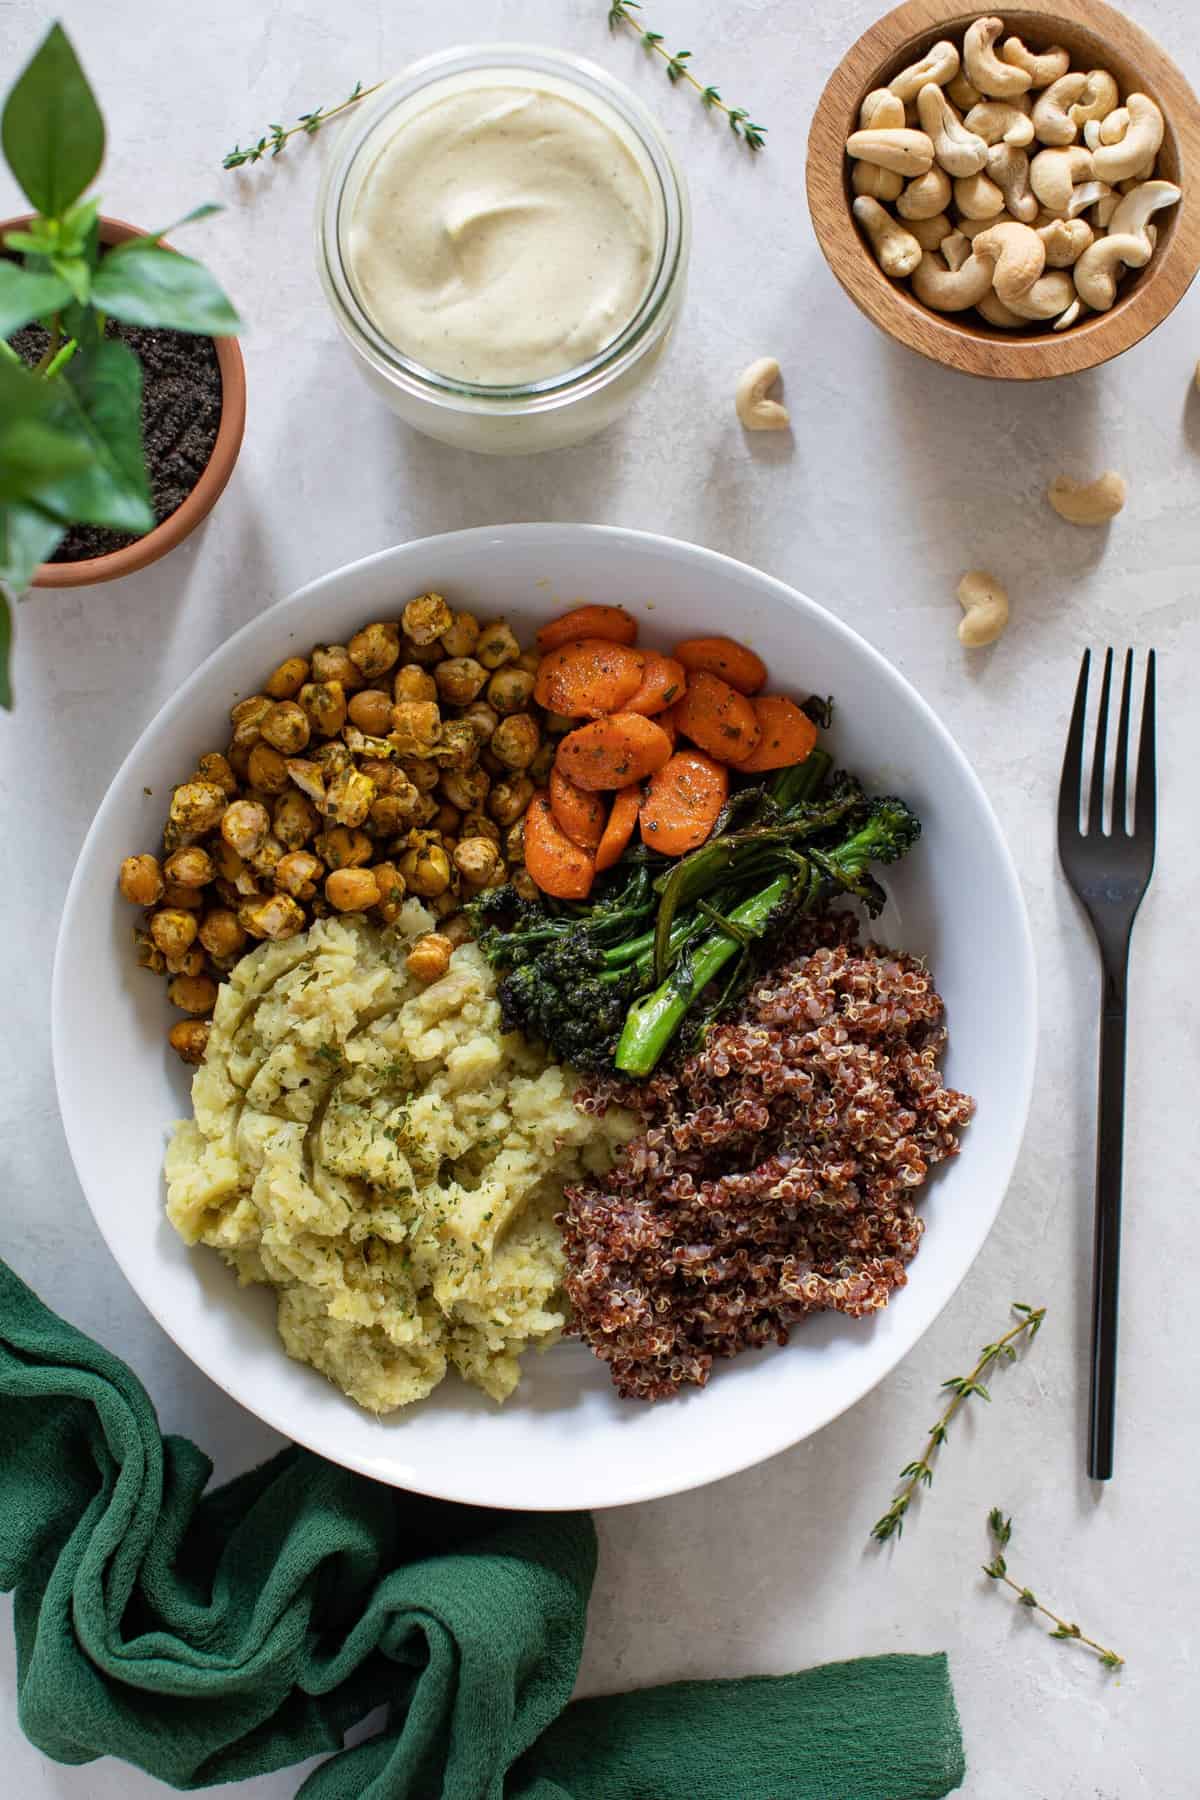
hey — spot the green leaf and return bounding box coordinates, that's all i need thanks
[0,263,72,336]
[3,227,57,256]
[0,419,92,504]
[109,203,223,252]
[91,243,241,334]
[0,589,11,709]
[49,255,90,305]
[2,23,105,215]
[0,498,64,604]
[57,194,100,257]
[51,337,153,531]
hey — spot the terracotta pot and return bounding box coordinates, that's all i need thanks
[1,215,246,587]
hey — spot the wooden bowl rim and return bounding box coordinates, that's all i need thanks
[4,214,247,587]
[805,0,1200,380]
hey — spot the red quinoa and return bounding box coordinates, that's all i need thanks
[561,911,975,1400]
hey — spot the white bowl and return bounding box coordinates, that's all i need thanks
[53,525,1036,1511]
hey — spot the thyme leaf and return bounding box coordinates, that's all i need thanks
[223,80,382,170]
[983,1509,1124,1669]
[606,3,766,151]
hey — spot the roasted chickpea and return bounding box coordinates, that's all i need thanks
[163,846,214,888]
[400,633,444,667]
[318,826,374,869]
[311,644,365,691]
[504,817,526,863]
[355,756,398,795]
[459,810,500,845]
[149,908,198,960]
[161,880,205,909]
[453,836,500,884]
[394,663,438,704]
[402,757,440,793]
[431,802,462,836]
[528,741,555,785]
[284,758,327,806]
[439,766,490,812]
[542,711,576,736]
[169,1018,211,1063]
[348,621,401,679]
[475,619,520,669]
[230,699,273,752]
[440,911,473,948]
[260,700,311,755]
[167,942,208,978]
[264,655,310,700]
[488,774,535,828]
[225,742,253,784]
[326,867,381,912]
[486,666,536,715]
[221,798,271,859]
[405,932,453,982]
[511,866,539,902]
[398,840,452,898]
[198,907,247,960]
[515,648,541,675]
[273,789,320,848]
[440,610,480,658]
[431,889,460,919]
[479,747,506,780]
[368,793,409,838]
[491,714,541,771]
[412,792,440,826]
[249,834,286,883]
[371,861,406,924]
[389,700,441,758]
[432,656,485,707]
[169,780,227,838]
[273,850,323,901]
[168,973,219,1015]
[238,893,307,940]
[298,679,347,739]
[433,719,479,770]
[324,766,376,828]
[119,853,164,906]
[402,591,453,645]
[231,693,273,729]
[459,700,500,743]
[246,742,290,794]
[196,751,238,795]
[347,688,395,735]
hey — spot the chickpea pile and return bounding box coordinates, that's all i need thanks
[118,593,548,1062]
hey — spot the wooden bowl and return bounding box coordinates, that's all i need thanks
[806,0,1200,378]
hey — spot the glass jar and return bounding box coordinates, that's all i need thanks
[316,44,690,456]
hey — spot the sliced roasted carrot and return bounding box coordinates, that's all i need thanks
[657,710,678,750]
[671,671,762,765]
[533,639,645,718]
[673,635,767,695]
[523,793,596,899]
[549,764,606,849]
[594,786,641,871]
[536,604,638,654]
[625,651,687,717]
[730,696,819,773]
[639,750,729,856]
[556,712,673,791]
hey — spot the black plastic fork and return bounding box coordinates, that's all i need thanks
[1057,648,1157,1481]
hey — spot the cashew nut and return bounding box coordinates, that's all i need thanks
[1072,231,1153,309]
[1070,69,1120,129]
[860,87,907,131]
[1000,36,1070,91]
[954,170,1005,219]
[1037,217,1094,267]
[1052,297,1085,330]
[947,73,982,111]
[1029,145,1093,212]
[735,358,789,431]
[888,39,960,103]
[1047,471,1127,525]
[986,144,1038,223]
[964,18,1032,100]
[1032,73,1088,146]
[852,161,905,202]
[956,571,1009,647]
[964,99,1035,147]
[973,219,1045,300]
[911,249,995,311]
[977,290,1024,328]
[853,195,923,277]
[1004,269,1077,319]
[916,83,989,176]
[1098,106,1130,146]
[896,164,953,220]
[908,212,953,250]
[1108,178,1182,240]
[1064,180,1115,220]
[1092,95,1164,184]
[941,230,971,271]
[1092,191,1119,227]
[846,127,935,176]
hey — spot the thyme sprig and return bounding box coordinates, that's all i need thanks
[984,1509,1124,1670]
[606,3,766,151]
[871,1302,1045,1543]
[223,80,383,169]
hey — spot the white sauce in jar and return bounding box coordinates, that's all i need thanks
[346,79,660,386]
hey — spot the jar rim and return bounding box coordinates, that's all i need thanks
[315,42,690,415]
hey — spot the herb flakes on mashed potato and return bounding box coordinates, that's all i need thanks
[164,902,636,1413]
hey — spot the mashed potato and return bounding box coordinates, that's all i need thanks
[164,904,635,1412]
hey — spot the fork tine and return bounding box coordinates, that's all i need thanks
[1110,650,1134,836]
[1086,648,1114,837]
[1058,648,1090,840]
[1135,648,1157,842]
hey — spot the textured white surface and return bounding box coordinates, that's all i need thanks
[0,0,1196,1794]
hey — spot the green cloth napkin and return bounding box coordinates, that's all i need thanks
[0,1258,964,1797]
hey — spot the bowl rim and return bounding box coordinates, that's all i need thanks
[51,523,1039,1507]
[805,0,1200,380]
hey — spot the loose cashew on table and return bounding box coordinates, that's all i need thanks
[735,357,790,431]
[844,14,1182,335]
[956,570,1010,647]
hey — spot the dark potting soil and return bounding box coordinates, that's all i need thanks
[9,321,223,563]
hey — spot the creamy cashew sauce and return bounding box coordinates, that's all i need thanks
[346,78,660,386]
